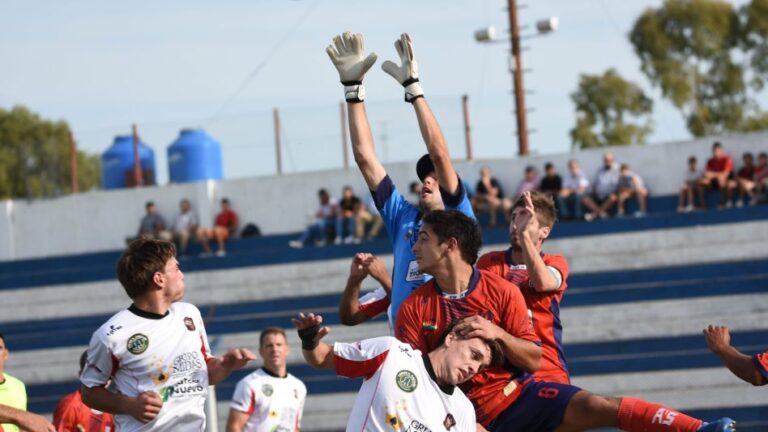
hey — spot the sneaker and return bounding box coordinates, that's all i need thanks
[735,200,744,208]
[215,250,226,257]
[633,211,646,218]
[343,235,356,244]
[725,201,733,209]
[288,240,304,249]
[697,417,736,432]
[677,206,685,213]
[584,213,596,222]
[334,237,342,245]
[684,205,694,213]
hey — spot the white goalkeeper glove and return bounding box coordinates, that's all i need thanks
[381,33,424,103]
[326,31,378,103]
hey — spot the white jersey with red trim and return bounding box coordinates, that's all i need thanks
[334,336,476,432]
[229,368,307,432]
[81,302,214,432]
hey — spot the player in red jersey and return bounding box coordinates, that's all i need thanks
[704,324,767,386]
[396,210,735,432]
[339,253,392,326]
[54,351,115,432]
[476,191,570,384]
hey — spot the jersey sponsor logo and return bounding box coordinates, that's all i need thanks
[172,351,204,375]
[159,377,206,401]
[106,324,123,336]
[127,333,149,355]
[406,420,433,432]
[442,414,456,430]
[183,317,196,331]
[421,322,437,331]
[396,370,418,392]
[406,260,425,282]
[262,383,274,396]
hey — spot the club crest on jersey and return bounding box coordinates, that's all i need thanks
[443,413,456,430]
[183,317,195,331]
[421,321,437,331]
[395,370,418,393]
[127,333,149,355]
[262,383,274,396]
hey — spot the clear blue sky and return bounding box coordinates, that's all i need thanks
[0,0,756,184]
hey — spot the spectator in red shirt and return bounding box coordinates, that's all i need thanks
[730,152,757,207]
[53,351,115,432]
[697,141,734,208]
[197,198,238,257]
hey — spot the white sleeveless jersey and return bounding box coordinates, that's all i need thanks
[334,336,476,432]
[81,302,213,432]
[230,368,307,432]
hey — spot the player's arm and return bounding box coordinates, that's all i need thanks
[81,386,163,424]
[207,348,257,385]
[454,315,541,373]
[516,192,561,292]
[340,254,374,326]
[326,32,386,190]
[0,403,54,432]
[293,312,335,369]
[704,325,767,386]
[363,254,392,296]
[382,33,460,194]
[225,408,250,432]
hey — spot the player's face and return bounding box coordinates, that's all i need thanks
[161,258,185,302]
[0,337,7,371]
[260,333,289,371]
[412,223,447,275]
[420,174,444,211]
[441,334,491,385]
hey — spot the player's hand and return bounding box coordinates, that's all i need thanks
[381,33,424,103]
[326,32,377,102]
[703,325,732,355]
[127,391,163,424]
[362,255,389,286]
[220,348,257,371]
[512,192,538,241]
[350,253,373,282]
[292,312,331,343]
[454,315,504,341]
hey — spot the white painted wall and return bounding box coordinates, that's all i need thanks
[1,131,766,261]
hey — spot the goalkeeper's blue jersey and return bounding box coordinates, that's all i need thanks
[371,175,475,328]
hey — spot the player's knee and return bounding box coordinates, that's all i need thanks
[577,392,620,417]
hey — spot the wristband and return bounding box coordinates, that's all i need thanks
[342,80,365,103]
[402,78,424,103]
[298,324,320,350]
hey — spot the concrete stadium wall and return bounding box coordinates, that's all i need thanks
[0,131,766,261]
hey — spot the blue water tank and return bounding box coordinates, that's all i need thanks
[167,129,223,183]
[101,135,156,189]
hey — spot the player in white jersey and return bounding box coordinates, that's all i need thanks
[292,312,503,432]
[80,239,256,432]
[226,328,307,432]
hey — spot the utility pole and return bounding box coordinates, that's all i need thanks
[273,108,283,175]
[462,95,473,160]
[132,124,143,187]
[68,130,78,193]
[508,0,529,156]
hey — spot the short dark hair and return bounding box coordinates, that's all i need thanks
[318,188,328,196]
[259,327,287,347]
[525,165,535,174]
[0,333,5,345]
[713,141,722,149]
[145,201,154,209]
[512,190,556,228]
[759,152,767,159]
[688,156,697,163]
[79,350,88,371]
[221,198,230,205]
[434,321,504,369]
[544,162,554,171]
[422,210,481,265]
[743,152,753,160]
[116,239,177,299]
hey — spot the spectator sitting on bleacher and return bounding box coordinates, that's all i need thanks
[616,163,648,217]
[356,193,384,242]
[755,152,768,203]
[559,159,590,220]
[539,162,563,214]
[472,166,512,228]
[583,152,620,221]
[197,197,238,257]
[336,186,361,244]
[514,165,539,199]
[408,181,422,206]
[678,156,700,213]
[698,141,734,209]
[730,152,757,207]
[173,198,199,257]
[137,201,172,241]
[289,189,339,249]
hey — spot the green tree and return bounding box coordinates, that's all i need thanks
[629,0,768,137]
[0,105,101,199]
[570,69,654,149]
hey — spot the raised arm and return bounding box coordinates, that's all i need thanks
[514,192,561,292]
[340,254,375,326]
[293,312,335,369]
[206,347,257,385]
[326,31,386,190]
[704,325,767,386]
[382,33,460,194]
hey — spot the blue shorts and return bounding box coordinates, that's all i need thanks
[488,380,582,432]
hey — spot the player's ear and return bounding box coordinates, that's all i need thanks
[540,225,551,240]
[152,271,165,289]
[446,237,459,253]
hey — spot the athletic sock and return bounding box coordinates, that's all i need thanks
[617,397,703,432]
